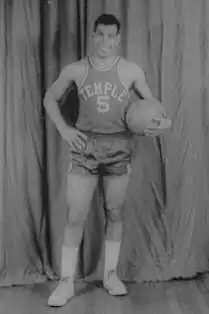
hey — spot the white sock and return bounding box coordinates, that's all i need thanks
[104,240,121,276]
[62,246,79,279]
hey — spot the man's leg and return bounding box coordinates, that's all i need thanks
[48,169,98,307]
[103,171,131,296]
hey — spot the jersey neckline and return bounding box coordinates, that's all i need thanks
[88,56,121,72]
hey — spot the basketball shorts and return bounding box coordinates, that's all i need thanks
[69,132,134,176]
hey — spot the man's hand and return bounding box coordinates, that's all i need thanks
[61,127,88,151]
[144,129,164,137]
[144,117,172,137]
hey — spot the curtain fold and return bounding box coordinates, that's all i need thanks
[0,0,49,285]
[1,0,209,286]
[0,0,6,277]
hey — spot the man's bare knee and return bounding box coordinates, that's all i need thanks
[106,204,123,223]
[104,173,130,212]
[69,204,90,227]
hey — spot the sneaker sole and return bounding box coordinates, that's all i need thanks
[103,284,128,296]
[48,293,75,307]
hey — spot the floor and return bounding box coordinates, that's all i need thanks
[1,244,209,314]
[1,275,209,314]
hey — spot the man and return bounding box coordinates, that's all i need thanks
[44,14,161,307]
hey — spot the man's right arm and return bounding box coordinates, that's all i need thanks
[44,64,77,136]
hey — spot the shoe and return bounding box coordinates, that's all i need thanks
[103,270,128,296]
[48,277,75,307]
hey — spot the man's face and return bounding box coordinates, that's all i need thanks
[93,24,120,58]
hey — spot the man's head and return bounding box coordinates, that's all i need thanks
[92,14,121,59]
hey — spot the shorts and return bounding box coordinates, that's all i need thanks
[69,132,133,176]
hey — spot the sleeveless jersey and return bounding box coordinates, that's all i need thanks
[75,57,130,134]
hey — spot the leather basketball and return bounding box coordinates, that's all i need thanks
[125,100,170,135]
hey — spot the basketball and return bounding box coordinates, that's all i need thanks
[125,100,171,135]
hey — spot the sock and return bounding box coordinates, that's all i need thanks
[104,240,121,277]
[62,246,79,279]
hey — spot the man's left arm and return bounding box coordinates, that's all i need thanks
[131,65,171,135]
[132,65,157,102]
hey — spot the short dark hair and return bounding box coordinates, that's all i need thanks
[94,14,121,34]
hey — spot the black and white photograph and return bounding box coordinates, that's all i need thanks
[0,0,209,313]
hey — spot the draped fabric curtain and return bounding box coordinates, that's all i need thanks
[0,0,209,286]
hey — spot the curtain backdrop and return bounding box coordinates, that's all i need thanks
[0,0,209,286]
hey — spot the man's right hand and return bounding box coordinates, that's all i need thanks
[61,127,88,152]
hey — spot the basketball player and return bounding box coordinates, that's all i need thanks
[44,14,162,307]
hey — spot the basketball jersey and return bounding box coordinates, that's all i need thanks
[75,57,130,134]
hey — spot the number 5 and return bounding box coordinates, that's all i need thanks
[97,95,110,113]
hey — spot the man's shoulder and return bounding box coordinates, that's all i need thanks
[61,58,87,79]
[63,58,87,71]
[119,58,145,84]
[119,58,144,71]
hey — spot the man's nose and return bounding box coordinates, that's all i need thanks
[102,35,109,47]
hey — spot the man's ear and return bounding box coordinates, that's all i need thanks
[116,34,121,46]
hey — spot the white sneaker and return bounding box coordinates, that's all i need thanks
[48,277,75,307]
[103,270,128,296]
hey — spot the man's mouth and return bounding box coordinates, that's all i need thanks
[100,48,110,53]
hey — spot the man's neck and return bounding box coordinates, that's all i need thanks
[90,54,119,70]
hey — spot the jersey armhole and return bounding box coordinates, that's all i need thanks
[76,58,89,90]
[116,59,130,96]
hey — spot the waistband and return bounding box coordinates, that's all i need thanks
[77,130,132,139]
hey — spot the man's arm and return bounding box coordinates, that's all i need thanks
[131,64,171,135]
[44,64,78,136]
[132,65,156,101]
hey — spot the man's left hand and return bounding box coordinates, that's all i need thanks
[144,117,172,137]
